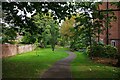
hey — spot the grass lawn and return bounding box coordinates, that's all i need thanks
[2,47,68,78]
[71,52,120,79]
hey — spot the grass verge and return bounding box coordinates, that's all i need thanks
[71,52,120,79]
[2,47,68,78]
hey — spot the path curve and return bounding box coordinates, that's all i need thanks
[40,51,76,78]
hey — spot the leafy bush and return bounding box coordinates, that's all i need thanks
[86,44,118,58]
[86,44,106,57]
[74,43,86,51]
[105,45,118,58]
[86,46,91,55]
[21,33,36,44]
[58,39,65,46]
[2,27,17,44]
[8,41,18,44]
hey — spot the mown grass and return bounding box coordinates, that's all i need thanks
[71,52,120,80]
[2,47,68,78]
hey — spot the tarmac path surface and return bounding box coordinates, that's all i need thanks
[41,51,76,78]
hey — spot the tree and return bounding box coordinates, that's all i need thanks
[60,16,75,48]
[2,2,76,47]
[33,12,59,51]
[75,2,116,46]
[2,2,119,57]
[2,25,17,44]
[32,13,49,47]
[50,21,59,51]
[2,2,75,34]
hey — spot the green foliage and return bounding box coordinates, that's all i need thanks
[110,2,120,8]
[75,3,97,46]
[2,2,119,54]
[87,44,118,58]
[60,16,85,50]
[33,12,59,50]
[75,43,86,50]
[86,44,106,57]
[34,38,39,48]
[50,21,59,51]
[33,13,59,50]
[2,2,74,35]
[57,38,65,46]
[21,32,36,44]
[2,26,17,44]
[75,2,117,47]
[105,45,118,58]
[2,2,75,45]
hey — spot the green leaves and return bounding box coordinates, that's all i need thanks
[50,21,59,51]
[2,26,17,43]
[32,12,59,50]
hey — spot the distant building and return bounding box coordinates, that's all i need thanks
[99,2,120,53]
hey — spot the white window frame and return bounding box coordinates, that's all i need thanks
[111,40,116,46]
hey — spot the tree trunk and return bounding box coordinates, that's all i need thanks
[106,2,109,45]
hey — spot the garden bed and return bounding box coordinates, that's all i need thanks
[92,57,118,66]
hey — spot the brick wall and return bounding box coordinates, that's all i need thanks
[99,2,119,40]
[17,45,35,54]
[99,2,120,54]
[118,11,120,53]
[1,44,36,58]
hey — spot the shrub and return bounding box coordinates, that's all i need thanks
[86,44,106,57]
[59,40,65,46]
[86,44,118,58]
[21,34,36,44]
[105,45,118,58]
[8,41,18,44]
[74,43,83,51]
[86,46,91,56]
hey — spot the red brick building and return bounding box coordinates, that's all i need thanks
[99,2,120,53]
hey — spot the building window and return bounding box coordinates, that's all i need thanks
[111,40,116,46]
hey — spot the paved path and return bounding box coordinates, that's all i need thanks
[40,51,76,78]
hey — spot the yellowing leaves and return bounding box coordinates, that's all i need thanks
[60,17,75,38]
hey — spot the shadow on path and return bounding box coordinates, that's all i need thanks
[40,51,76,78]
